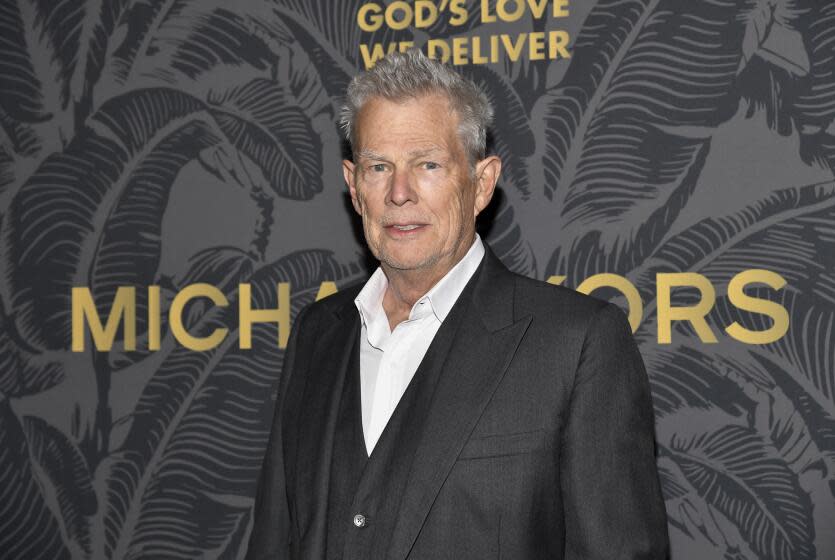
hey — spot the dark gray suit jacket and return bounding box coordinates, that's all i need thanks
[247,247,668,559]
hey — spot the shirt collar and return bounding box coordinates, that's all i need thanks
[354,235,485,342]
[419,235,485,321]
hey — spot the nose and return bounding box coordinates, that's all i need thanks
[387,168,417,206]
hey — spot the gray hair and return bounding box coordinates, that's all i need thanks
[339,49,493,163]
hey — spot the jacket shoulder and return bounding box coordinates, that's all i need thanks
[510,273,620,333]
[296,280,364,324]
[514,273,608,310]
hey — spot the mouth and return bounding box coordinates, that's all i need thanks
[384,223,428,236]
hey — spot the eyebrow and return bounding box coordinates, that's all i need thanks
[407,147,444,159]
[355,147,445,161]
[355,149,387,161]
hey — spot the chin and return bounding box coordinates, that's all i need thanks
[379,250,440,272]
[381,257,430,271]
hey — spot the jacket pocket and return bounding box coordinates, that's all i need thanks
[458,429,548,460]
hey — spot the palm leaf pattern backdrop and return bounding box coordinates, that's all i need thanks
[0,0,832,558]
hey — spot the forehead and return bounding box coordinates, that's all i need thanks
[354,93,462,155]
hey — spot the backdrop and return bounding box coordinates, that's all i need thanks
[1,1,834,559]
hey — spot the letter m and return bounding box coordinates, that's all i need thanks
[72,287,136,351]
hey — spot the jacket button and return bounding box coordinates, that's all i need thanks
[353,514,367,528]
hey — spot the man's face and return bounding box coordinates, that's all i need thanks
[343,93,499,279]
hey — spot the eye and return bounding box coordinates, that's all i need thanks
[370,163,387,172]
[423,161,440,170]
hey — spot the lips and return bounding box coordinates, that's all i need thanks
[384,223,428,236]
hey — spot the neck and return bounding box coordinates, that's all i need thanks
[380,235,476,329]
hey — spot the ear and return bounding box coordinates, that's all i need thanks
[473,155,501,216]
[343,159,362,215]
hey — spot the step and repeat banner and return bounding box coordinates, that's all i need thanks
[1,1,834,558]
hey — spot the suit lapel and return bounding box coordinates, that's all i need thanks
[385,250,532,560]
[292,301,359,558]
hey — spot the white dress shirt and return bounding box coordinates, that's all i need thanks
[353,235,485,455]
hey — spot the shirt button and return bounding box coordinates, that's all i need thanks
[353,513,367,528]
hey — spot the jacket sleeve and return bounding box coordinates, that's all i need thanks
[245,304,311,560]
[559,303,669,559]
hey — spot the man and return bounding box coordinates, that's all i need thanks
[247,50,668,559]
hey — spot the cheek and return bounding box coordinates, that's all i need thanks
[357,189,379,218]
[452,188,476,222]
[355,193,374,230]
[436,195,469,241]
